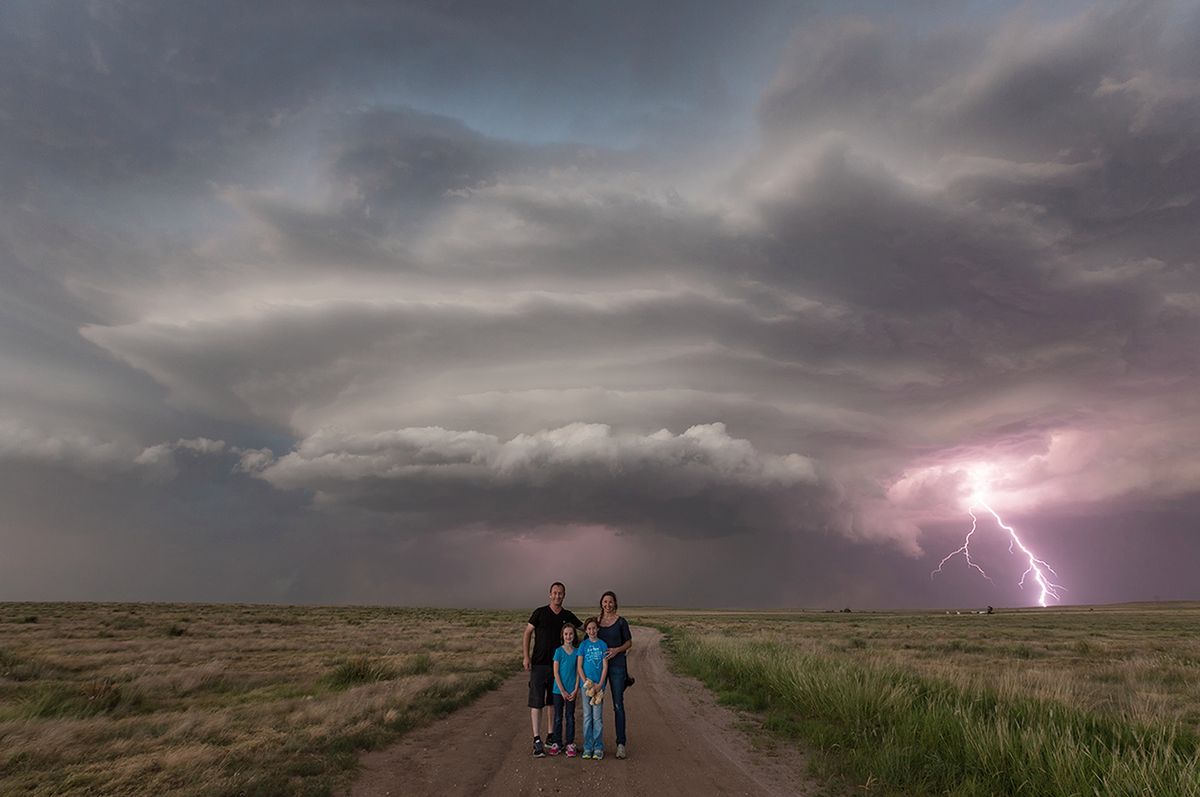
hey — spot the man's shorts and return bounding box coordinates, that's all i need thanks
[528,664,554,709]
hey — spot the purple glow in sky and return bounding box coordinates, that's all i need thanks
[1,1,1198,609]
[931,466,1066,607]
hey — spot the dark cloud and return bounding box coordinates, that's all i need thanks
[2,1,1199,607]
[247,422,821,541]
[328,109,519,219]
[0,0,788,189]
[754,143,1054,315]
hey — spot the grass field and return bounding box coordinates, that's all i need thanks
[0,602,524,796]
[4,602,1198,796]
[640,603,1200,797]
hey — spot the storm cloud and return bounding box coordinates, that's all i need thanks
[2,1,1198,608]
[245,423,819,539]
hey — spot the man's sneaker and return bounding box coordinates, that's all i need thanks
[581,750,593,760]
[616,743,626,759]
[547,742,560,756]
[565,744,578,758]
[532,738,545,758]
[594,749,604,760]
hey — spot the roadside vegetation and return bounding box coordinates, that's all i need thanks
[642,604,1200,796]
[0,603,522,796]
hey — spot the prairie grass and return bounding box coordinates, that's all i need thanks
[642,603,1200,796]
[0,602,523,796]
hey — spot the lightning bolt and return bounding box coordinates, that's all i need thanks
[931,467,1065,607]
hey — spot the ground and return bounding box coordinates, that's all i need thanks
[346,628,822,797]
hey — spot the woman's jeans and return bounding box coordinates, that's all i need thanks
[582,696,604,752]
[608,666,627,745]
[551,693,575,747]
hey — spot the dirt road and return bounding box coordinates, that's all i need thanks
[347,628,819,797]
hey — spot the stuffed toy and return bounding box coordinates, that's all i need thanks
[582,678,605,705]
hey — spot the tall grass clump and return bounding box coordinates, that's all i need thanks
[19,677,140,719]
[668,631,1200,797]
[324,656,397,690]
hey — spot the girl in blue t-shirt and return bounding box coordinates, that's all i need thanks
[550,624,581,756]
[576,617,609,760]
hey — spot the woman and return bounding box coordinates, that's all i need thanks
[596,590,633,759]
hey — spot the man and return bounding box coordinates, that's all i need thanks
[523,581,582,757]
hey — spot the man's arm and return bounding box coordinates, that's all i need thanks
[523,623,535,671]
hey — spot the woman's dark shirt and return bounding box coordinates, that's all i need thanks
[597,616,632,668]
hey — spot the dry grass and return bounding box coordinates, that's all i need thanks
[0,603,524,796]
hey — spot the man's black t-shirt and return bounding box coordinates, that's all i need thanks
[528,605,582,666]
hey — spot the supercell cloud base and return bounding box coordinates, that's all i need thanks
[1,1,1198,608]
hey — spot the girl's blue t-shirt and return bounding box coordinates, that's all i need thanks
[578,638,608,683]
[553,645,581,694]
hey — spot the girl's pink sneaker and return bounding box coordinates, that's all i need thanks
[565,744,578,758]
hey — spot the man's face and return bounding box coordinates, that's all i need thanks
[549,584,565,608]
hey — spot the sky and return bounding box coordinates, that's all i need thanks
[2,0,1198,610]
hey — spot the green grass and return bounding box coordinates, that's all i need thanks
[661,622,1200,796]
